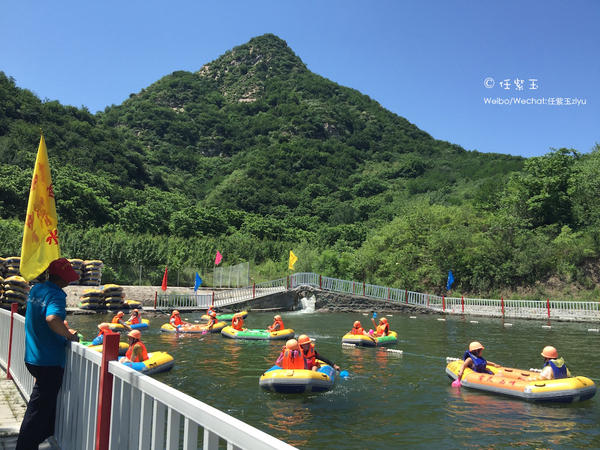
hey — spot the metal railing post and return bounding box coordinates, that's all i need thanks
[253,283,256,299]
[547,298,551,319]
[442,296,445,312]
[154,291,157,310]
[95,332,120,450]
[501,296,505,316]
[319,275,322,290]
[461,296,464,314]
[363,281,365,297]
[6,303,18,380]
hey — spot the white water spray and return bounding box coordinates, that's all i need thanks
[298,294,316,313]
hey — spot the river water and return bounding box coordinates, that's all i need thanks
[69,310,600,448]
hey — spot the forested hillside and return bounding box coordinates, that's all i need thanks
[1,34,599,298]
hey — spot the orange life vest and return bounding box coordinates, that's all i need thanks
[269,318,284,331]
[170,315,184,326]
[281,349,305,370]
[111,315,122,324]
[125,341,149,362]
[129,316,140,325]
[351,326,364,335]
[97,328,108,337]
[301,343,319,369]
[376,323,389,336]
[232,316,244,331]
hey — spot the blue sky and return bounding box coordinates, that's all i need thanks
[1,0,598,157]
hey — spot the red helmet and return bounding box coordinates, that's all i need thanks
[172,310,180,316]
[298,334,313,345]
[210,311,217,318]
[380,317,388,324]
[285,339,299,350]
[353,321,361,328]
[541,346,558,359]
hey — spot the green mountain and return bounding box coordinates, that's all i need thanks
[1,34,599,298]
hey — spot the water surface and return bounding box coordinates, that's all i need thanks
[70,311,600,448]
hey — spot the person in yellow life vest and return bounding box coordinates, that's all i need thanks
[128,309,141,325]
[539,346,571,380]
[206,311,218,330]
[275,339,306,369]
[298,334,340,371]
[120,330,148,363]
[111,311,131,331]
[231,312,245,331]
[370,316,390,336]
[267,314,284,332]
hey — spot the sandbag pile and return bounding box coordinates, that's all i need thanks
[4,256,21,277]
[1,275,30,308]
[81,260,103,286]
[103,284,126,309]
[68,259,85,285]
[79,288,105,310]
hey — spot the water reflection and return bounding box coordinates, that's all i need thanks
[264,400,314,448]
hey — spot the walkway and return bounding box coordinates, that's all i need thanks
[0,368,59,450]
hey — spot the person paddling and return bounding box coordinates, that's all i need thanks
[170,310,189,330]
[205,311,218,330]
[298,334,340,371]
[456,341,500,382]
[370,315,390,337]
[111,311,131,331]
[349,320,376,343]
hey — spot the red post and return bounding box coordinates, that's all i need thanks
[154,291,157,310]
[427,294,430,307]
[6,303,18,380]
[287,276,289,290]
[211,291,214,306]
[352,282,355,295]
[319,275,322,290]
[442,295,445,312]
[387,287,390,300]
[546,298,551,319]
[405,290,408,304]
[252,282,256,299]
[501,296,505,316]
[363,281,365,297]
[290,275,293,289]
[461,296,464,314]
[95,332,120,450]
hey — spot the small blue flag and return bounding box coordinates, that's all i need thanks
[446,270,455,291]
[194,272,203,292]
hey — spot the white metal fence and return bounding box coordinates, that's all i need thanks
[154,272,600,322]
[1,308,296,450]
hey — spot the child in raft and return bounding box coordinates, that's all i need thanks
[276,339,306,369]
[169,310,190,330]
[298,334,340,371]
[111,311,131,331]
[205,311,218,330]
[119,330,149,363]
[128,309,141,325]
[92,323,111,346]
[370,315,390,336]
[539,346,571,380]
[349,320,377,343]
[231,312,245,331]
[267,314,285,332]
[456,341,501,382]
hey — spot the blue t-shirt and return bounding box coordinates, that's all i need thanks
[24,281,68,367]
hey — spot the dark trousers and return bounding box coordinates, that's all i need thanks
[16,364,64,450]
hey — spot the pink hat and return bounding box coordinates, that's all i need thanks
[48,258,79,283]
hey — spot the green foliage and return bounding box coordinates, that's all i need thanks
[1,35,600,297]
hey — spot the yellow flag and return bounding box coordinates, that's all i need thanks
[20,135,60,281]
[288,250,298,270]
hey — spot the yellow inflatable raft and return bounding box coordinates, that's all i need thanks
[341,331,398,347]
[160,321,226,334]
[121,352,174,375]
[108,318,150,332]
[446,359,596,402]
[221,326,294,340]
[259,363,337,393]
[87,342,129,356]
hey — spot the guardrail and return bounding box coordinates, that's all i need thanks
[1,308,296,450]
[154,272,599,321]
